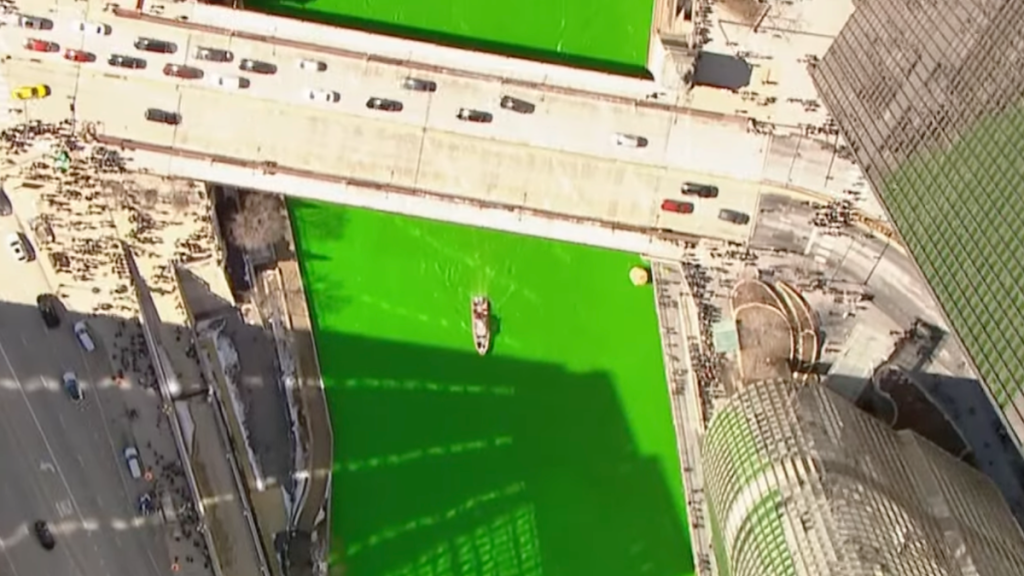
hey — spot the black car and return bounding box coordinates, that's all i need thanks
[500,95,535,114]
[365,97,403,112]
[680,182,720,198]
[108,54,146,69]
[163,64,203,80]
[239,59,277,75]
[18,15,53,30]
[195,47,233,63]
[36,294,61,328]
[145,109,182,125]
[718,208,751,225]
[34,521,55,550]
[456,108,492,123]
[402,77,437,92]
[134,37,176,54]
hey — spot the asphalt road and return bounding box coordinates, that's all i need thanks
[0,216,169,576]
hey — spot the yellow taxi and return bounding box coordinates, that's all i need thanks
[11,85,51,100]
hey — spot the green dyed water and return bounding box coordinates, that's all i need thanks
[243,0,653,76]
[290,201,693,576]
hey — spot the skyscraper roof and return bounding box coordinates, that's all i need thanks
[701,379,1024,576]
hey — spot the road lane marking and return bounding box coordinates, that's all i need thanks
[56,498,74,518]
[40,460,56,473]
[0,340,90,529]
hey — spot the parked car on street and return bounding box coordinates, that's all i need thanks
[365,97,403,112]
[145,108,182,125]
[680,182,719,198]
[64,49,93,63]
[718,208,751,225]
[239,59,277,75]
[402,77,437,92]
[11,85,50,100]
[297,58,327,72]
[63,371,82,402]
[33,521,55,550]
[134,37,176,53]
[24,38,59,53]
[108,54,146,69]
[612,133,648,148]
[195,47,233,62]
[456,108,492,123]
[304,88,340,103]
[500,95,535,114]
[163,64,203,79]
[661,199,695,214]
[18,15,53,30]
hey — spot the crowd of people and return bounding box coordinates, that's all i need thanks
[682,261,725,424]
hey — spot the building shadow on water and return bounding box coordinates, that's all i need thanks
[318,331,691,576]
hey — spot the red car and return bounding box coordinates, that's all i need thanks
[661,199,694,214]
[163,64,203,79]
[24,38,58,53]
[64,49,92,63]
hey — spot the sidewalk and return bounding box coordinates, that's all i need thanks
[276,257,333,533]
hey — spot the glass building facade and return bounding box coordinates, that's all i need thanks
[809,0,1024,417]
[701,379,1024,576]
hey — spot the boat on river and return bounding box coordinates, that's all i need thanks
[472,296,491,356]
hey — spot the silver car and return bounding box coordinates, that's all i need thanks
[195,47,233,63]
[402,77,437,92]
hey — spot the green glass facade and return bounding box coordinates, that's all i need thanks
[810,0,1024,413]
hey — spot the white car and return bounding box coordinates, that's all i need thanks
[304,88,340,103]
[74,321,96,352]
[6,232,29,262]
[123,446,142,479]
[297,59,327,72]
[70,20,110,35]
[208,74,247,90]
[612,133,648,148]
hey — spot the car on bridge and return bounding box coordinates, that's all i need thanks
[366,97,403,112]
[305,88,340,103]
[108,54,146,69]
[208,74,249,89]
[298,58,327,72]
[195,47,233,63]
[500,95,535,114]
[18,15,53,30]
[134,37,176,54]
[11,84,50,100]
[661,199,694,214]
[23,38,59,53]
[680,182,720,198]
[64,49,94,63]
[33,521,55,550]
[145,108,182,125]
[612,133,648,148]
[402,77,437,92]
[163,64,203,80]
[63,372,83,402]
[457,108,492,123]
[70,20,111,35]
[718,208,751,225]
[239,58,277,75]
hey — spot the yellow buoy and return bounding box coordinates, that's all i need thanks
[630,266,650,286]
